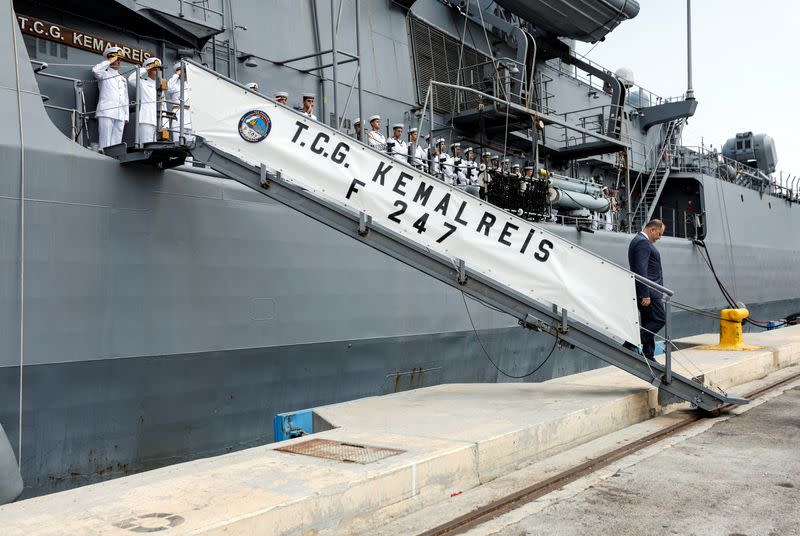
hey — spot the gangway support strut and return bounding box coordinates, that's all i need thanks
[190,138,748,413]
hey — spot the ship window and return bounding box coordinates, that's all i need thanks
[744,139,751,149]
[29,36,68,62]
[22,35,36,59]
[736,140,743,150]
[409,16,490,113]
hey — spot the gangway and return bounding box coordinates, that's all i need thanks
[131,60,747,413]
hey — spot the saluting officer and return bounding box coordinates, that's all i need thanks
[301,93,317,120]
[92,46,129,149]
[388,123,407,163]
[274,91,289,105]
[128,56,165,144]
[167,61,192,142]
[511,162,521,178]
[367,115,386,151]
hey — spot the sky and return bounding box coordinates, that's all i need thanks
[575,0,800,183]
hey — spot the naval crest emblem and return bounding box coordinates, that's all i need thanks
[238,110,272,143]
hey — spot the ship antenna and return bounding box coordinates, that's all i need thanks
[686,0,695,100]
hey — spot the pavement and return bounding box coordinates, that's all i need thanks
[489,386,800,536]
[1,326,799,535]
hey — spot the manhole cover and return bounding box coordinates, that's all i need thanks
[275,438,404,464]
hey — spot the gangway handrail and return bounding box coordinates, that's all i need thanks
[164,59,747,412]
[185,142,743,412]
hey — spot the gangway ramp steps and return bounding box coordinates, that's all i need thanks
[183,59,745,412]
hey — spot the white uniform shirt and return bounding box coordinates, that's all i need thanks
[466,159,479,186]
[167,74,191,109]
[409,143,427,170]
[303,111,317,121]
[452,155,467,185]
[389,137,408,163]
[128,68,158,126]
[92,60,129,121]
[367,130,386,151]
[440,154,455,185]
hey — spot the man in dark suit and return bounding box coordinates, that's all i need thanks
[628,219,666,360]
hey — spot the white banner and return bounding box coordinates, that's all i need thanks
[187,65,641,344]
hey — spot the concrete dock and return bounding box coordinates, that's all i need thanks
[2,326,800,535]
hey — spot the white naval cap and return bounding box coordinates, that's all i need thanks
[173,61,182,70]
[392,123,404,129]
[511,162,520,168]
[502,158,511,163]
[368,114,380,122]
[104,46,123,59]
[524,165,534,170]
[408,127,418,133]
[246,82,259,90]
[274,91,288,98]
[483,151,492,157]
[464,147,474,153]
[143,57,162,70]
[302,92,315,99]
[450,142,461,148]
[436,137,446,145]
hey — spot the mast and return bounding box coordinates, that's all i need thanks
[686,0,695,100]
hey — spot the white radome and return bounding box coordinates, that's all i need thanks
[614,67,634,88]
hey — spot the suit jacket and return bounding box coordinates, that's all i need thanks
[628,233,663,300]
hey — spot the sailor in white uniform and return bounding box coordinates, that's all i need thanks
[367,115,386,151]
[128,56,164,144]
[450,142,467,187]
[464,147,480,196]
[428,137,442,177]
[437,141,455,185]
[407,128,427,172]
[352,117,362,140]
[387,123,407,163]
[274,91,288,105]
[478,151,492,199]
[301,93,317,120]
[92,46,129,149]
[167,61,192,142]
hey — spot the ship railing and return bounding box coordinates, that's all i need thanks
[670,145,800,203]
[530,72,557,115]
[177,0,225,26]
[443,56,529,113]
[543,56,669,105]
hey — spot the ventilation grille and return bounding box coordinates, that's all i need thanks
[410,16,489,113]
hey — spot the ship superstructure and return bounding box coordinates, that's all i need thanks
[1,0,798,499]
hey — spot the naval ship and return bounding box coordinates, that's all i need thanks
[1,0,798,500]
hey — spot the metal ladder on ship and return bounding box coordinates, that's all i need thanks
[631,119,683,230]
[111,61,747,413]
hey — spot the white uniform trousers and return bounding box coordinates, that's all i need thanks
[98,117,125,148]
[138,123,157,143]
[170,108,194,142]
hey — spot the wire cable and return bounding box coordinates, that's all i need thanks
[461,291,559,379]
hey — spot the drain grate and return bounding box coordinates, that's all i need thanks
[275,438,404,464]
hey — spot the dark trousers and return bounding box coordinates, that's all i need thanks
[639,298,666,359]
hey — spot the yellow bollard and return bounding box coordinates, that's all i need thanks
[699,308,762,351]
